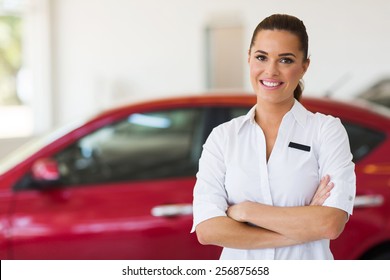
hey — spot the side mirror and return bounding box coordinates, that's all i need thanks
[31,158,61,183]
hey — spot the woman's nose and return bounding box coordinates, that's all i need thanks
[265,62,280,76]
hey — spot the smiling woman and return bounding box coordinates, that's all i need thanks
[248,29,309,107]
[248,14,310,104]
[192,14,356,260]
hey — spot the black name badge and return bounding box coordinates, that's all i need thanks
[288,142,311,152]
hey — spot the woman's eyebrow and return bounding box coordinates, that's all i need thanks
[254,50,296,58]
[279,52,296,58]
[255,50,268,55]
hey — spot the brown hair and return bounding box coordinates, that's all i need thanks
[249,14,309,101]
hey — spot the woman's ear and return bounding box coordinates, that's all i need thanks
[302,58,310,75]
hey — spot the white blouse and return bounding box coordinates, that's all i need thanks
[191,99,356,259]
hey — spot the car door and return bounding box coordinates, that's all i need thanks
[9,107,221,259]
[329,121,388,259]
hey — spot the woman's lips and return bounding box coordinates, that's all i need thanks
[261,80,283,88]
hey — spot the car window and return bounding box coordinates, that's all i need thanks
[342,122,386,162]
[229,107,251,118]
[53,108,204,185]
[14,106,251,191]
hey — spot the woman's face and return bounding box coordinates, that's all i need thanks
[248,29,310,105]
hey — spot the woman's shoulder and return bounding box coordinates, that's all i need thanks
[308,111,347,136]
[311,111,342,125]
[293,101,344,133]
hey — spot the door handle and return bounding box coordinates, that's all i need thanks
[151,204,193,217]
[354,194,384,208]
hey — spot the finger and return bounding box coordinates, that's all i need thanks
[320,175,331,190]
[311,175,332,204]
[320,182,334,200]
[310,175,332,206]
[311,182,334,206]
[315,175,331,198]
[316,191,331,205]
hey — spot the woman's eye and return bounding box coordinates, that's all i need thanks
[280,57,294,64]
[256,55,267,61]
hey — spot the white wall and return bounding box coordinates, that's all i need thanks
[50,0,390,125]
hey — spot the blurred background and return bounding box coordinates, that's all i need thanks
[1,0,390,157]
[1,0,390,261]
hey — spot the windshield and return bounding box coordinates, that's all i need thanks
[0,119,86,175]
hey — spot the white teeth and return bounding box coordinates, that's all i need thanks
[262,81,281,87]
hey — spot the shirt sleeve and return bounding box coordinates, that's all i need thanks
[317,116,356,215]
[191,126,229,233]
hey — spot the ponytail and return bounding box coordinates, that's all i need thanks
[294,80,304,101]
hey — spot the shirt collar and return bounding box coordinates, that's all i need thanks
[238,99,308,133]
[290,99,308,128]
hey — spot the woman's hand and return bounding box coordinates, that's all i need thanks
[310,175,334,206]
[227,201,253,222]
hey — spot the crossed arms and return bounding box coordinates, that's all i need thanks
[195,175,348,250]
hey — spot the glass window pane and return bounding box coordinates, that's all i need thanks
[342,122,386,162]
[54,108,203,185]
[229,107,250,119]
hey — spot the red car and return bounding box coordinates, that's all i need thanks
[0,94,389,259]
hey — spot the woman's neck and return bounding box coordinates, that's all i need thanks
[255,98,295,128]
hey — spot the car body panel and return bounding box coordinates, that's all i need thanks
[10,178,218,259]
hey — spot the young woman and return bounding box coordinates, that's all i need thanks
[191,14,356,259]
